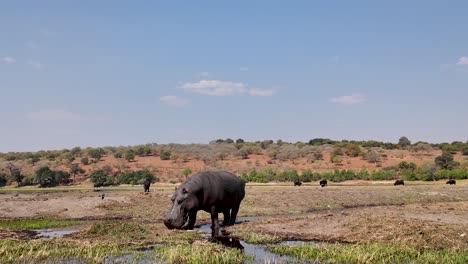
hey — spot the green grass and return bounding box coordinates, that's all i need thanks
[154,242,247,264]
[0,239,124,264]
[268,243,468,264]
[0,219,81,230]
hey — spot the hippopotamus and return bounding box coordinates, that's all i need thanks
[294,180,302,186]
[446,179,456,185]
[320,179,327,187]
[143,180,151,192]
[164,171,245,237]
[394,179,404,186]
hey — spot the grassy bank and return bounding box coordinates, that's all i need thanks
[0,219,81,230]
[268,243,468,264]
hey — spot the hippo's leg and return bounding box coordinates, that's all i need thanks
[183,210,197,230]
[228,203,240,225]
[210,206,220,237]
[222,210,231,226]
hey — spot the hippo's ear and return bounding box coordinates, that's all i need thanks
[183,187,189,193]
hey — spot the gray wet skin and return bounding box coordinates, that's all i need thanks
[164,171,245,237]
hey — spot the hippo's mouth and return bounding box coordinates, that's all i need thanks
[181,214,190,229]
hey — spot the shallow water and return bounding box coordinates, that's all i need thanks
[194,216,315,264]
[35,229,79,239]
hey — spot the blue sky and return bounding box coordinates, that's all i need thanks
[1,1,467,152]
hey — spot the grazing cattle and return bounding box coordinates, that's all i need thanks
[294,180,302,186]
[446,179,456,185]
[164,171,245,237]
[143,180,151,192]
[394,179,404,186]
[320,179,327,187]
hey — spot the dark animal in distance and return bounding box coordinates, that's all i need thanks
[394,179,404,186]
[101,193,105,200]
[164,171,245,237]
[143,180,151,192]
[294,180,302,186]
[320,179,327,187]
[446,179,456,185]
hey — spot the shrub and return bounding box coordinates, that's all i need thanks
[366,150,381,163]
[88,148,104,162]
[435,151,460,170]
[398,161,417,172]
[182,168,192,178]
[90,170,113,187]
[22,176,35,186]
[81,157,89,165]
[114,152,123,159]
[0,173,7,187]
[116,170,156,185]
[160,150,171,160]
[35,166,70,187]
[124,150,135,162]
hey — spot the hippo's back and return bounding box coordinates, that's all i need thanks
[189,171,245,207]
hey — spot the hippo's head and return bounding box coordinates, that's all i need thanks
[164,186,199,229]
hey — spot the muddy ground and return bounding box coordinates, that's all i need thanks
[1,181,467,252]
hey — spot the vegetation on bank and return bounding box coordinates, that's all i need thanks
[0,137,467,187]
[0,219,81,230]
[268,243,468,264]
[240,167,468,183]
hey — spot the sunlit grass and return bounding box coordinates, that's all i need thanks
[268,243,468,264]
[0,239,124,264]
[154,241,246,264]
[0,219,81,230]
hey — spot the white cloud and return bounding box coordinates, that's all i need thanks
[179,80,247,96]
[3,56,16,64]
[330,94,366,105]
[456,56,468,65]
[160,95,190,107]
[248,88,275,97]
[26,109,83,121]
[28,61,43,69]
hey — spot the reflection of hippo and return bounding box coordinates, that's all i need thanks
[143,180,151,192]
[446,179,456,185]
[164,171,245,237]
[394,179,404,186]
[320,179,327,187]
[294,180,302,186]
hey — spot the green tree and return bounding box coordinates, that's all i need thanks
[7,163,23,187]
[124,150,135,162]
[435,151,460,170]
[398,136,411,148]
[70,164,85,182]
[0,173,8,187]
[114,152,123,158]
[88,148,104,162]
[81,157,89,165]
[235,138,245,144]
[90,170,113,187]
[160,150,171,160]
[35,166,70,187]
